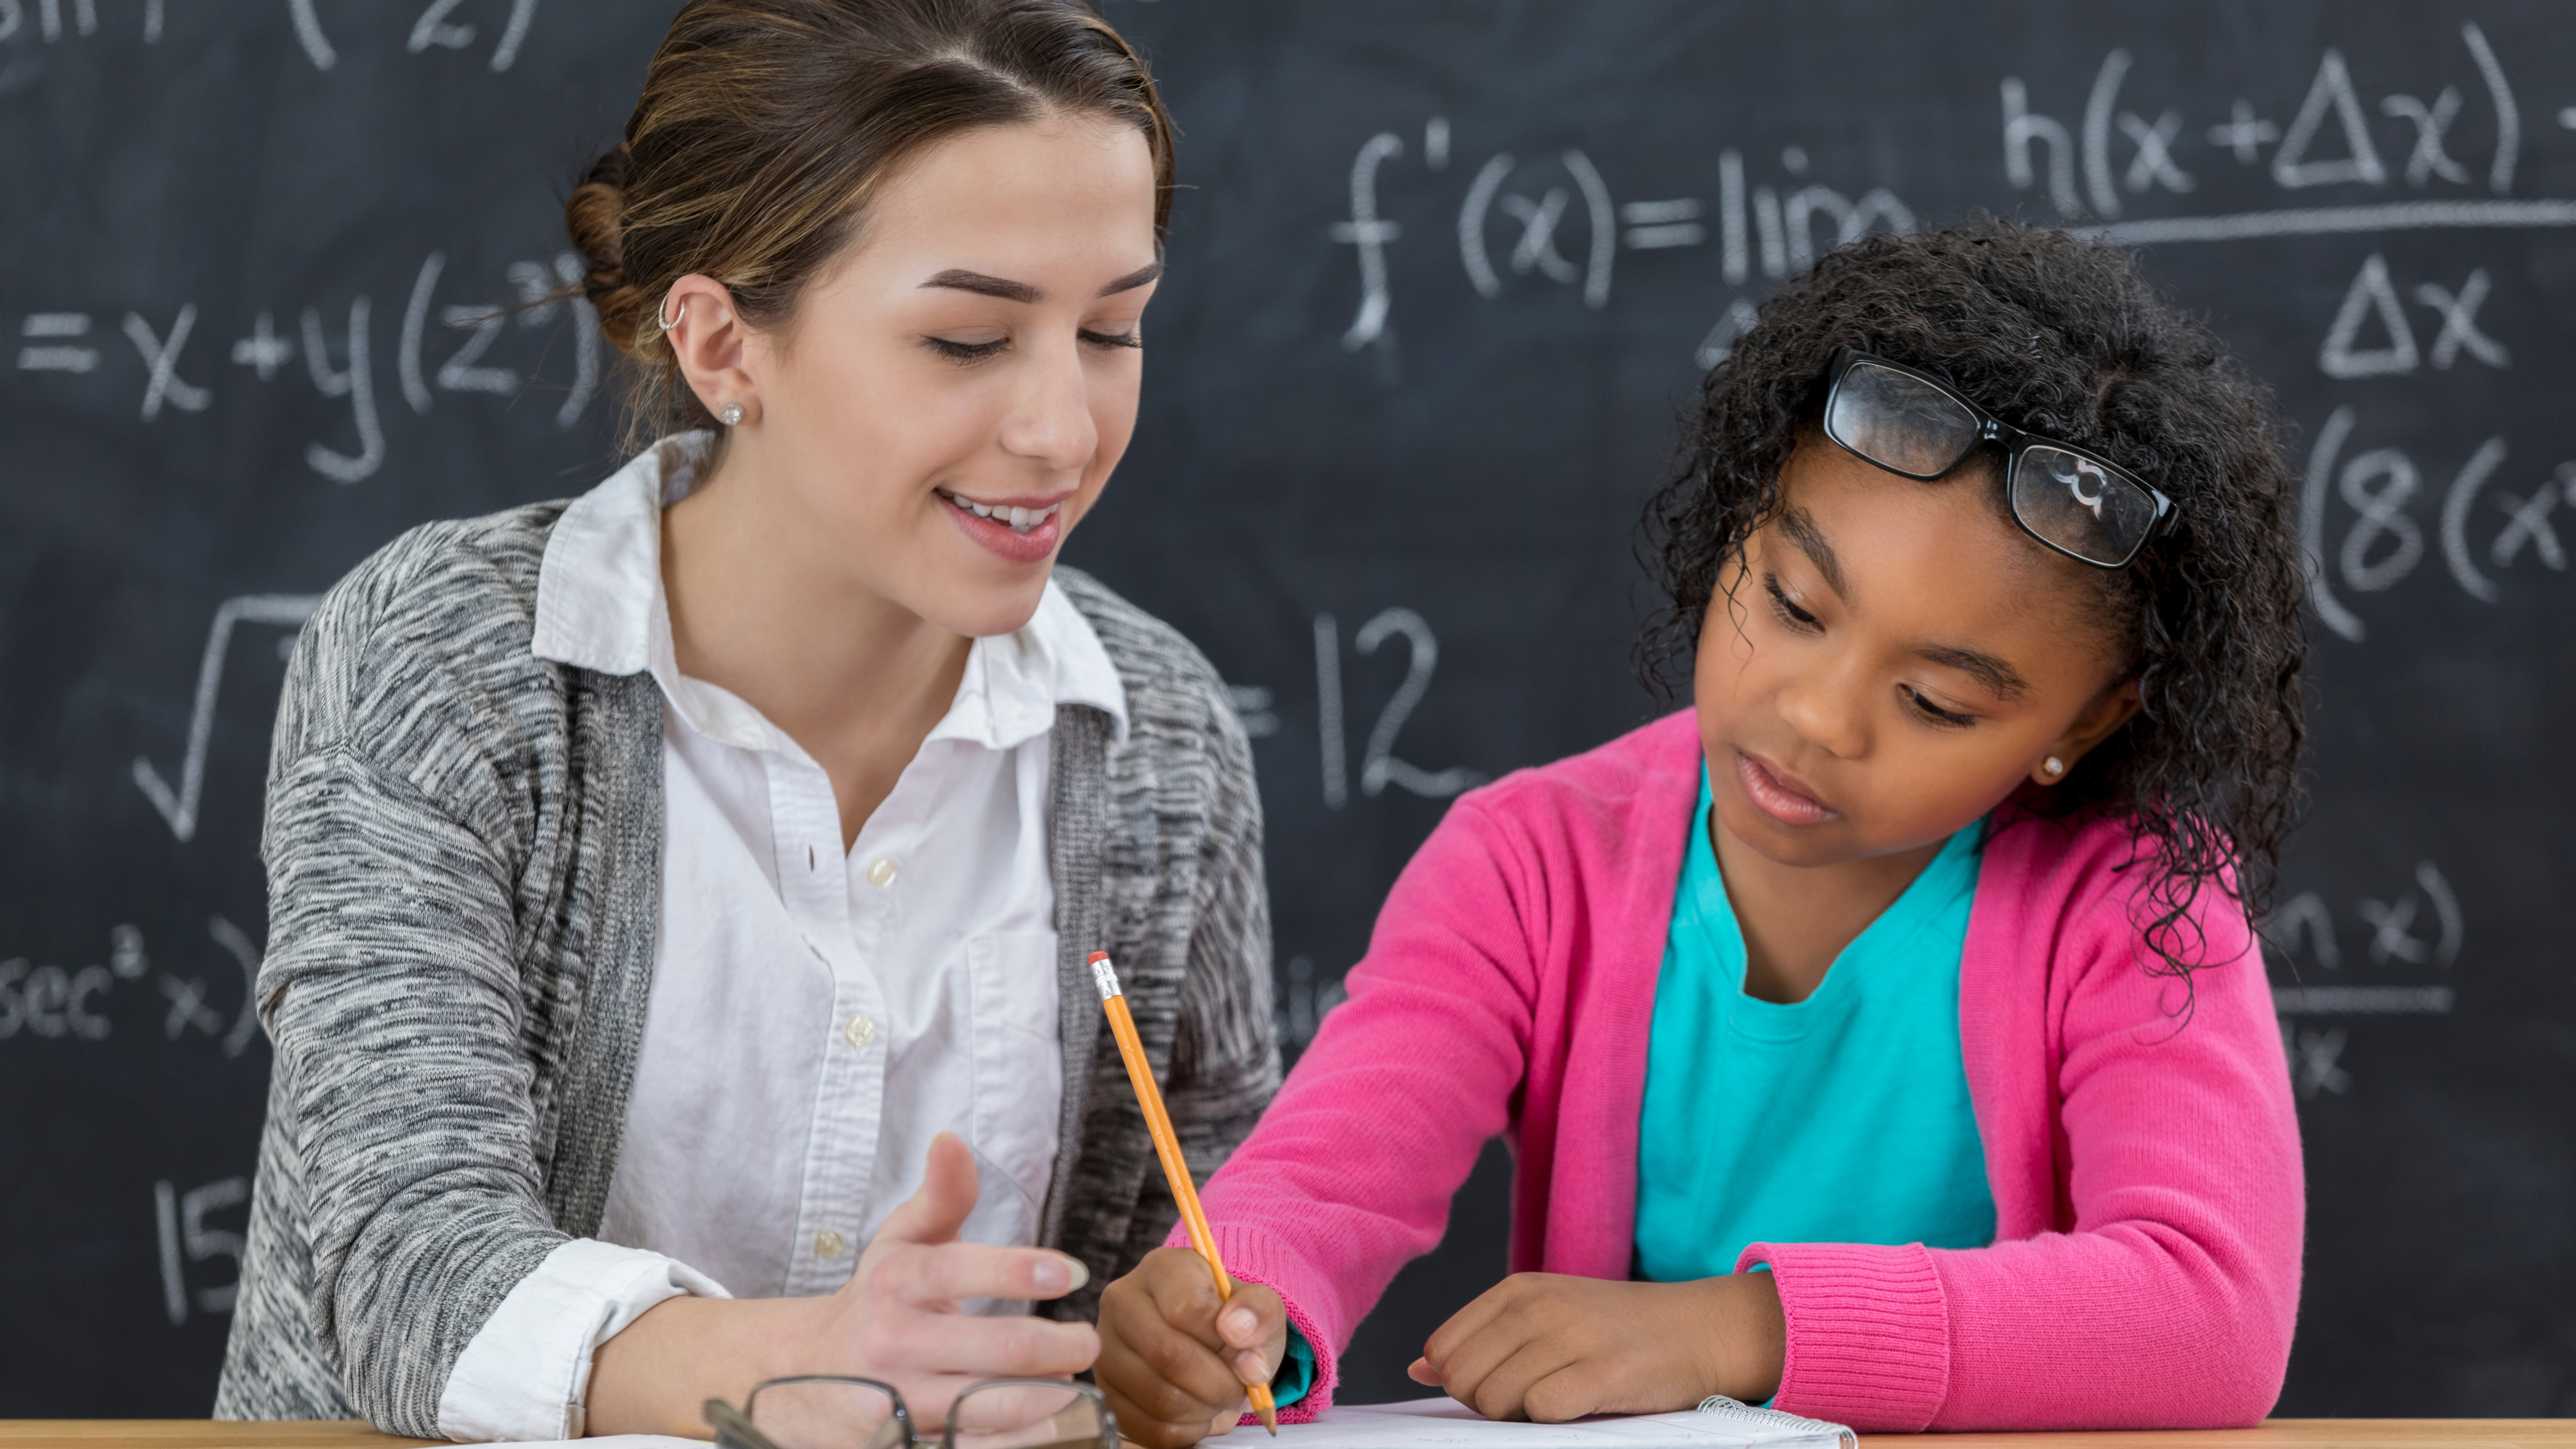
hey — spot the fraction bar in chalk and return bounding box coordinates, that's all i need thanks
[1625,224,1708,249]
[22,313,92,337]
[2093,199,2576,246]
[18,346,100,372]
[1618,198,1703,224]
[2271,985,2456,1015]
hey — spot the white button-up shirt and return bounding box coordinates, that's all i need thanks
[434,439,1127,1441]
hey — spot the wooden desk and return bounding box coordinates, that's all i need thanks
[0,1424,2569,1449]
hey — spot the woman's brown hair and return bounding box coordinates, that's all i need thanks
[565,0,1177,450]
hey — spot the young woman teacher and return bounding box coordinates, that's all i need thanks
[213,1,1279,1440]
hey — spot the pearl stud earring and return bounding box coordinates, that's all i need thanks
[718,402,744,426]
[2043,756,2066,777]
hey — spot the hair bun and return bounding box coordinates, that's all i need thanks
[567,142,648,356]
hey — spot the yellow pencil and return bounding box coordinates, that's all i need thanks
[1090,952,1279,1436]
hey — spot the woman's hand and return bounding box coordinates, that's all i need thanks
[1096,1246,1288,1448]
[590,1132,1099,1436]
[1407,1271,1784,1424]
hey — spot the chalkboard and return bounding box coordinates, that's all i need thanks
[3,0,2570,1421]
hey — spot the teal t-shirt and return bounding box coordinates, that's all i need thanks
[1632,768,1996,1282]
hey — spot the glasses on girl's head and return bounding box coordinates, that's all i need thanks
[1820,347,2178,569]
[707,1376,1117,1449]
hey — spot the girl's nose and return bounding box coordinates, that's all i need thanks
[1772,661,1870,760]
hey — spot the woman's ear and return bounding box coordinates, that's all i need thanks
[2033,677,2142,786]
[660,273,760,426]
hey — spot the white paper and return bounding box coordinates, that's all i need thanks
[453,1436,703,1449]
[448,1423,700,1433]
[1267,1396,1853,1449]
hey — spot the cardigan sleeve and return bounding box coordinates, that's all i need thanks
[1181,796,1545,1420]
[1743,846,2303,1432]
[256,737,576,1436]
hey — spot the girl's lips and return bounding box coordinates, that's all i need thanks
[1734,748,1838,827]
[939,490,1062,564]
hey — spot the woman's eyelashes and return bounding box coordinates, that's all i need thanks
[919,326,1143,365]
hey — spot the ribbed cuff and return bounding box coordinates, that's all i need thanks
[1165,1221,1341,1423]
[1739,1241,1950,1433]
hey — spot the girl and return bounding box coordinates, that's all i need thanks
[215,1,1278,1441]
[1096,218,2308,1438]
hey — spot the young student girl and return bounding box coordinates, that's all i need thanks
[214,1,1280,1441]
[1095,218,2309,1439]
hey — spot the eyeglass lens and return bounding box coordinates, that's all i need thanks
[947,1381,1108,1449]
[746,1380,906,1449]
[1826,359,1983,479]
[2012,444,2161,566]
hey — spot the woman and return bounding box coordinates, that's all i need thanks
[214,0,1278,1440]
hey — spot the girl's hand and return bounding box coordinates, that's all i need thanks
[590,1132,1099,1436]
[1096,1246,1289,1448]
[1407,1271,1785,1423]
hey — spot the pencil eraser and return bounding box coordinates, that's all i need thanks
[1089,953,1123,1000]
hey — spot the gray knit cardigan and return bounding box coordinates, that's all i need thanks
[212,498,1280,1436]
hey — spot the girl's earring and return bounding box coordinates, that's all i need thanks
[2042,756,2066,780]
[718,402,745,427]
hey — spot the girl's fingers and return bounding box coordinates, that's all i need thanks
[1518,1362,1613,1426]
[1423,1305,1535,1415]
[1463,1339,1581,1424]
[1097,1318,1248,1426]
[1420,1275,1526,1372]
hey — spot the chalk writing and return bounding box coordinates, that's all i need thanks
[1309,610,1486,809]
[133,594,323,843]
[2300,411,2568,641]
[154,1176,249,1325]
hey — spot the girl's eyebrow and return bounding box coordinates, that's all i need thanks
[1777,506,1850,601]
[1913,642,2030,701]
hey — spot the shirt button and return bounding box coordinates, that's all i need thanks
[866,857,898,888]
[814,1229,844,1258]
[844,1014,876,1047]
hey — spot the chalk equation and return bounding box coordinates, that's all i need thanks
[2300,411,2571,641]
[12,249,600,486]
[0,919,260,1055]
[1327,25,2576,377]
[1330,117,1916,366]
[2264,858,2464,1099]
[0,0,546,73]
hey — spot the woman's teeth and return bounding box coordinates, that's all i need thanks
[942,491,1061,533]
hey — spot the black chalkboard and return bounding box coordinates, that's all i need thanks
[3,0,2570,1421]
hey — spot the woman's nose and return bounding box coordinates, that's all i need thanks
[997,335,1099,473]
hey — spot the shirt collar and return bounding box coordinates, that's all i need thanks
[533,432,1128,754]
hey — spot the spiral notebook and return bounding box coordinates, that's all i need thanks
[1269,1394,1856,1449]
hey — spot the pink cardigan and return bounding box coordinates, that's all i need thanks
[1185,711,2303,1432]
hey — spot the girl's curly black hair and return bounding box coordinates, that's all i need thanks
[1638,214,2307,1000]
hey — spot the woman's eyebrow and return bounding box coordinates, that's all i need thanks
[916,259,1163,304]
[920,269,1040,303]
[1098,259,1162,296]
[1913,642,2030,701]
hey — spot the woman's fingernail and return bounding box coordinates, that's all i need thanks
[1222,1306,1257,1340]
[1033,1254,1089,1294]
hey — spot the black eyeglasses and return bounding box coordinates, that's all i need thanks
[1821,348,2178,568]
[707,1376,1116,1449]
